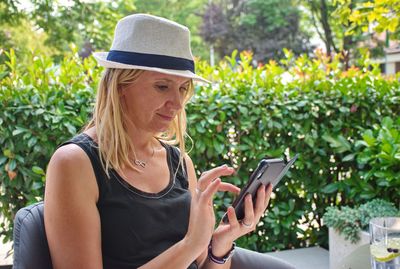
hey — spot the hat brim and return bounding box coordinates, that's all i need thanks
[93,52,211,84]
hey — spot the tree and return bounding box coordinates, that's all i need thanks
[0,19,57,64]
[0,0,135,62]
[301,0,385,68]
[334,0,400,40]
[0,0,23,24]
[200,0,314,63]
[302,0,341,57]
[1,0,211,63]
[28,0,135,53]
[134,0,209,60]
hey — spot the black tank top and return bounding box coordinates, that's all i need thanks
[61,133,197,269]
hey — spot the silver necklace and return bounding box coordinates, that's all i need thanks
[133,146,155,168]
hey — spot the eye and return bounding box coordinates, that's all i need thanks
[180,86,189,93]
[156,85,169,91]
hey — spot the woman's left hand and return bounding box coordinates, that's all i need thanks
[210,183,273,256]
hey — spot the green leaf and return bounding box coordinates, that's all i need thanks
[382,117,393,129]
[3,149,12,158]
[357,152,372,164]
[239,106,249,115]
[27,137,38,147]
[296,101,307,107]
[12,127,28,136]
[343,153,355,162]
[35,108,45,115]
[322,134,351,153]
[64,123,77,135]
[32,166,45,175]
[362,130,376,147]
[213,140,225,155]
[288,199,295,212]
[195,124,206,134]
[8,159,17,171]
[381,143,393,154]
[32,182,43,190]
[321,183,338,194]
[0,156,7,165]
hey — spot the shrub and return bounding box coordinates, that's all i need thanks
[190,50,400,251]
[323,199,400,243]
[0,47,100,242]
[356,117,400,200]
[1,48,399,251]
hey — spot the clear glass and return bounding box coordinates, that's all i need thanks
[370,217,400,269]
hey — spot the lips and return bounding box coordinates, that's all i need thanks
[157,113,175,121]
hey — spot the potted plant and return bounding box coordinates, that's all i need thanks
[323,199,400,269]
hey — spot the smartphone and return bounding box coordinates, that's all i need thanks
[222,154,298,223]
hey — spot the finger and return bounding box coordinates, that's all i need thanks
[242,194,255,228]
[264,183,273,208]
[197,165,235,191]
[255,184,266,216]
[200,178,221,204]
[200,165,235,180]
[195,177,221,196]
[226,206,240,229]
[217,182,240,194]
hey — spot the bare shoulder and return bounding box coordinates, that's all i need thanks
[46,142,99,202]
[50,143,89,165]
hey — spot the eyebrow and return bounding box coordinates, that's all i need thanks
[154,78,191,85]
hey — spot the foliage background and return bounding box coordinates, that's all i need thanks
[1,48,399,251]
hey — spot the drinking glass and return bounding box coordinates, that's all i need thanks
[370,217,400,269]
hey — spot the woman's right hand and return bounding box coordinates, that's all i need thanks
[184,165,239,256]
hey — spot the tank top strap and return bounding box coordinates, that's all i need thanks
[159,142,189,190]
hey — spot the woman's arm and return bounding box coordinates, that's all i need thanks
[184,155,241,269]
[185,155,273,269]
[44,144,102,269]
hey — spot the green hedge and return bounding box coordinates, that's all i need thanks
[0,48,99,242]
[1,48,399,251]
[188,50,399,251]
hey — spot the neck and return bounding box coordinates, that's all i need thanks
[125,124,159,156]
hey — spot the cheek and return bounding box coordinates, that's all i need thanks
[123,95,159,122]
[121,94,142,120]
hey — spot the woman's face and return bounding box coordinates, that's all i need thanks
[120,71,191,133]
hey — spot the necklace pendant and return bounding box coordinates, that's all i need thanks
[134,160,146,168]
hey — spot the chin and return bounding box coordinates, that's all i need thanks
[150,120,174,134]
[153,125,170,133]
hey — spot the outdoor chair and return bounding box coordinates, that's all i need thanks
[13,202,52,269]
[13,202,295,269]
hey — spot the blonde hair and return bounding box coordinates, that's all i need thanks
[85,68,194,177]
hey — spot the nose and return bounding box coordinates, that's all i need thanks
[166,88,183,110]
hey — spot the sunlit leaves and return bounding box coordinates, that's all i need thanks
[335,0,400,38]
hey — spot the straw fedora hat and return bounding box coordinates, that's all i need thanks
[93,13,210,83]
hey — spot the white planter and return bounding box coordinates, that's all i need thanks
[329,227,369,269]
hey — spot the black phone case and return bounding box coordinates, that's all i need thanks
[222,154,298,223]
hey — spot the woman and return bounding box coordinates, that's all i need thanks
[44,14,295,269]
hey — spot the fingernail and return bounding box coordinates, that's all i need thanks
[222,164,228,168]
